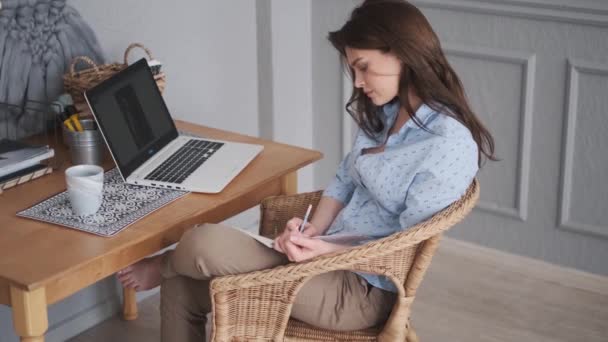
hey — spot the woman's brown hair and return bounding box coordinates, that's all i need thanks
[328,0,497,166]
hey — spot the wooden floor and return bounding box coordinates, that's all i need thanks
[69,238,608,342]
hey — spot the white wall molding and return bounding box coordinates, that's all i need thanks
[412,0,608,27]
[444,44,536,222]
[558,59,608,239]
[269,0,315,192]
[256,0,274,140]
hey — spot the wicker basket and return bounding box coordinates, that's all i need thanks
[63,43,166,111]
[123,43,166,93]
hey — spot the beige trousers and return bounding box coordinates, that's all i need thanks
[159,223,395,342]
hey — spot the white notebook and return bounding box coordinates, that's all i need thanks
[0,140,54,178]
[231,227,370,249]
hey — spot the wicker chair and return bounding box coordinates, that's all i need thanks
[209,179,480,341]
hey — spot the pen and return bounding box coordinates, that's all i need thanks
[58,111,75,132]
[299,204,312,233]
[63,118,76,132]
[66,106,84,132]
[69,114,84,132]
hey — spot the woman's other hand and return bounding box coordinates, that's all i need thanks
[273,217,317,254]
[283,235,347,262]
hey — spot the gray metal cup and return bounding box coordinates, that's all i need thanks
[63,119,105,166]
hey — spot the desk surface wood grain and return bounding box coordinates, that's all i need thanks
[0,121,322,305]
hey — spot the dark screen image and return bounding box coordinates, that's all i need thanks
[114,85,154,149]
[87,59,176,177]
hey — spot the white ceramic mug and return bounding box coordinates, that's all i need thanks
[65,165,104,216]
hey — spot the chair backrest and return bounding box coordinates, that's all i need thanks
[259,190,323,238]
[345,179,480,292]
[375,179,480,340]
[406,178,480,291]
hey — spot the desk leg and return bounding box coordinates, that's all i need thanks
[122,287,137,321]
[10,286,48,342]
[281,171,298,195]
[123,287,138,320]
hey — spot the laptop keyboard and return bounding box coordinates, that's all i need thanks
[144,139,224,184]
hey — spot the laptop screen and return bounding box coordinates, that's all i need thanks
[85,58,178,179]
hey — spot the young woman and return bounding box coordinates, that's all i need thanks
[118,1,495,340]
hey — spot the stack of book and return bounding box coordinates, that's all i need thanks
[0,139,55,193]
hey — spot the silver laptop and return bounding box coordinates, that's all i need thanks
[84,58,263,193]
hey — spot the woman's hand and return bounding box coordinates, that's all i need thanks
[283,235,347,262]
[273,217,317,254]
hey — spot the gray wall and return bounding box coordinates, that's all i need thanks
[409,0,608,277]
[335,0,608,275]
[313,0,608,279]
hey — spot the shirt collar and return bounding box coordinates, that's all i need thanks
[405,103,436,129]
[382,100,436,130]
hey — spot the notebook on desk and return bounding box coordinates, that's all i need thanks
[84,58,263,193]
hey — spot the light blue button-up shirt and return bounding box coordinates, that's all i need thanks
[323,100,479,292]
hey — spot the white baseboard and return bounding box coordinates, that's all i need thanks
[440,237,608,297]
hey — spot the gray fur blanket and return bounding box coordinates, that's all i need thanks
[0,0,105,137]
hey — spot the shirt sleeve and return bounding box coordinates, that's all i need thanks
[323,152,356,205]
[398,136,478,230]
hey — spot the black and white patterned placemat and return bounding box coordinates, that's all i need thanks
[17,168,189,237]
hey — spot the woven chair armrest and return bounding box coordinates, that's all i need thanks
[210,249,367,292]
[212,231,420,293]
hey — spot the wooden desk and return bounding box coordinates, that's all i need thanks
[0,120,322,342]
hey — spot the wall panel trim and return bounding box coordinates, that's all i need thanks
[558,59,608,238]
[412,0,608,27]
[444,44,535,222]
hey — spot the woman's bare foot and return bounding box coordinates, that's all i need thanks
[117,253,167,291]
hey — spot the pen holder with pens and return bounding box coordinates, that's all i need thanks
[63,119,105,166]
